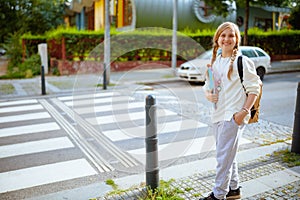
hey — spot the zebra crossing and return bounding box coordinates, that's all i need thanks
[0,91,252,195]
[0,99,97,194]
[56,90,251,167]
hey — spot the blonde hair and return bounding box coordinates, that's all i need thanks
[211,22,241,80]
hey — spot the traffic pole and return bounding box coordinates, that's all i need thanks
[145,95,159,191]
[103,63,107,90]
[292,82,300,154]
[41,65,46,95]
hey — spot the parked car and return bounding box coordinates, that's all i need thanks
[177,46,271,82]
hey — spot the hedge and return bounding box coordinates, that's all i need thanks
[21,28,300,64]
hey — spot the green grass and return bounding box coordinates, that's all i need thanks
[0,83,15,94]
[103,179,185,200]
[96,83,116,87]
[273,148,300,167]
[143,179,185,200]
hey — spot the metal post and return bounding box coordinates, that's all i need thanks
[41,65,46,95]
[171,0,178,76]
[104,0,110,84]
[292,82,300,154]
[145,95,159,191]
[103,63,107,90]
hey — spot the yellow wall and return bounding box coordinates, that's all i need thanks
[117,0,124,28]
[94,0,105,30]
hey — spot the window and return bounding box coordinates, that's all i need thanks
[254,17,272,31]
[241,50,257,58]
[255,49,266,57]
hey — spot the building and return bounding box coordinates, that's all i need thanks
[65,0,291,31]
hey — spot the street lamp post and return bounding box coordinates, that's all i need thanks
[103,0,110,89]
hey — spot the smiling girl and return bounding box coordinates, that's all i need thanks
[200,22,261,200]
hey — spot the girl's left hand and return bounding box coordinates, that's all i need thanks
[233,111,247,125]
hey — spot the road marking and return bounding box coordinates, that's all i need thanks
[40,99,114,172]
[0,99,38,107]
[0,159,97,193]
[128,136,251,164]
[0,122,60,138]
[102,119,207,142]
[0,137,74,158]
[86,109,177,125]
[51,98,138,168]
[57,92,120,101]
[0,104,44,113]
[0,112,51,123]
[64,96,133,107]
[74,101,144,114]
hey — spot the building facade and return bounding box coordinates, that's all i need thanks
[65,0,290,31]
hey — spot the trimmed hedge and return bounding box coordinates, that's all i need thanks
[21,28,300,64]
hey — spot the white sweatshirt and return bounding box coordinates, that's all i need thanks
[204,53,261,124]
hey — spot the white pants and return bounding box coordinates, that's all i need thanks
[212,118,245,199]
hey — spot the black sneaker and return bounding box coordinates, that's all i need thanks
[199,192,224,200]
[226,186,241,199]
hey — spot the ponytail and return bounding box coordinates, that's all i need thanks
[227,47,238,80]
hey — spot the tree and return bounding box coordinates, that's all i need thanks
[289,3,300,29]
[203,0,295,45]
[0,0,66,43]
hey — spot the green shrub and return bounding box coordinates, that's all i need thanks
[0,54,41,79]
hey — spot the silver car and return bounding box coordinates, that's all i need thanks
[177,46,271,82]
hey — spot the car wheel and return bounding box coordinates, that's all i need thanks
[256,67,265,81]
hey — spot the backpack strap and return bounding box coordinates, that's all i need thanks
[237,56,248,94]
[237,56,243,83]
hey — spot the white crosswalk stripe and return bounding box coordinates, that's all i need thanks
[0,112,51,123]
[0,99,38,107]
[128,136,251,164]
[74,101,144,114]
[0,122,60,138]
[86,109,177,125]
[0,137,74,158]
[0,104,44,113]
[102,119,207,142]
[0,159,97,193]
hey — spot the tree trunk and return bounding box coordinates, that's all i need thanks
[243,0,249,45]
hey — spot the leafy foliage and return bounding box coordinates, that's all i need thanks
[143,179,184,200]
[289,4,300,29]
[0,0,65,43]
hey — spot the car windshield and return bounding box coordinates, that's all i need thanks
[241,49,257,58]
[255,49,266,57]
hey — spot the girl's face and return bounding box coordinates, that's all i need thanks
[217,27,237,53]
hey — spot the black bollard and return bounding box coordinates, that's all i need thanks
[41,65,46,95]
[292,82,300,154]
[145,95,159,191]
[103,63,107,90]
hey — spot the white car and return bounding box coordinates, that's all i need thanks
[177,46,271,82]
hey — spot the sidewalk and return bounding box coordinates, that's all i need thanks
[95,143,300,200]
[1,61,300,200]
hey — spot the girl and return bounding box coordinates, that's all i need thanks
[200,22,261,200]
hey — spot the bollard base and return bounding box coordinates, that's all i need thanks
[291,82,300,154]
[146,169,159,191]
[292,134,300,154]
